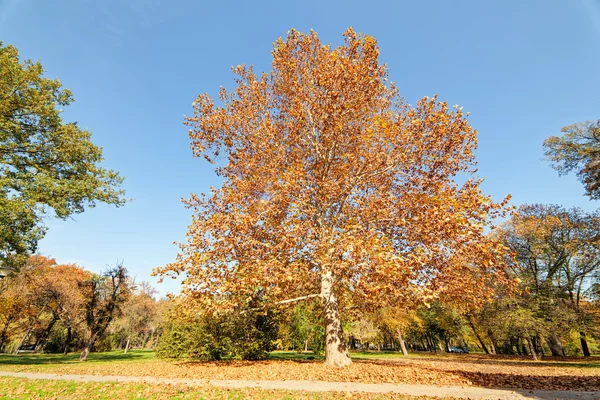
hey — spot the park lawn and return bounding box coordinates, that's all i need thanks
[0,376,446,400]
[0,350,598,391]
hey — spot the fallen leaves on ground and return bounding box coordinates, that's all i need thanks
[0,377,451,400]
[2,353,599,391]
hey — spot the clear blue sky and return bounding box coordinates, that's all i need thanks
[1,0,599,295]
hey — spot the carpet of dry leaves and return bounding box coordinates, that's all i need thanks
[0,376,443,400]
[2,354,598,391]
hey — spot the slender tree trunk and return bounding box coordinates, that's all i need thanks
[63,326,72,355]
[518,337,527,356]
[487,329,499,354]
[124,337,131,354]
[14,327,33,355]
[467,315,489,354]
[545,333,565,356]
[321,270,351,367]
[397,329,408,356]
[580,332,591,357]
[304,340,308,352]
[0,320,12,351]
[35,317,58,353]
[526,337,538,361]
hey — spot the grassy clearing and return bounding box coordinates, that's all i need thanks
[0,376,444,400]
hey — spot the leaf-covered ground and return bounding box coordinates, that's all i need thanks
[0,376,446,400]
[0,351,598,391]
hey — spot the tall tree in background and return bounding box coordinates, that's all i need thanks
[157,28,511,367]
[498,204,600,356]
[544,120,600,199]
[0,42,125,269]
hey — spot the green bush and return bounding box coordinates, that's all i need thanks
[156,309,278,361]
[156,317,229,361]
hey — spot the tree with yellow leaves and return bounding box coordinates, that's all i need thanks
[157,28,511,367]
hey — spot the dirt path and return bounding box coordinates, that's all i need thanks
[0,370,599,399]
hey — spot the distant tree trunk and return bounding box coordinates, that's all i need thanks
[487,329,499,354]
[124,337,131,354]
[545,333,565,356]
[304,340,308,352]
[425,335,434,352]
[80,345,91,361]
[321,270,351,367]
[443,336,450,353]
[580,332,591,357]
[397,329,408,356]
[0,320,12,350]
[80,332,97,361]
[514,338,522,355]
[467,315,489,354]
[14,305,47,354]
[518,337,527,356]
[526,337,538,361]
[35,316,58,353]
[533,335,545,357]
[63,326,72,355]
[14,327,33,355]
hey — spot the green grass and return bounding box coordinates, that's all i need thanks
[0,349,155,367]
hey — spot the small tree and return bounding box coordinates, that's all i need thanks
[79,265,129,361]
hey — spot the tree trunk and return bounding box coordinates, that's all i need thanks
[0,321,12,351]
[80,345,91,361]
[35,316,58,353]
[124,337,130,354]
[580,332,591,357]
[321,270,351,367]
[63,326,72,355]
[80,333,96,361]
[526,337,538,361]
[518,337,527,356]
[467,315,489,354]
[545,333,565,356]
[397,329,408,356]
[487,329,499,354]
[14,327,32,355]
[304,340,308,352]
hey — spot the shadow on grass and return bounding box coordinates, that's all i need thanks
[268,351,324,362]
[0,350,149,366]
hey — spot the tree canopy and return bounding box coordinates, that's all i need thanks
[0,42,125,268]
[544,120,600,199]
[156,28,511,367]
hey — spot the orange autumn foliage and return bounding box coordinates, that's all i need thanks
[156,28,511,366]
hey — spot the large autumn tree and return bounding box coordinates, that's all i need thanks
[157,28,510,367]
[0,42,125,268]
